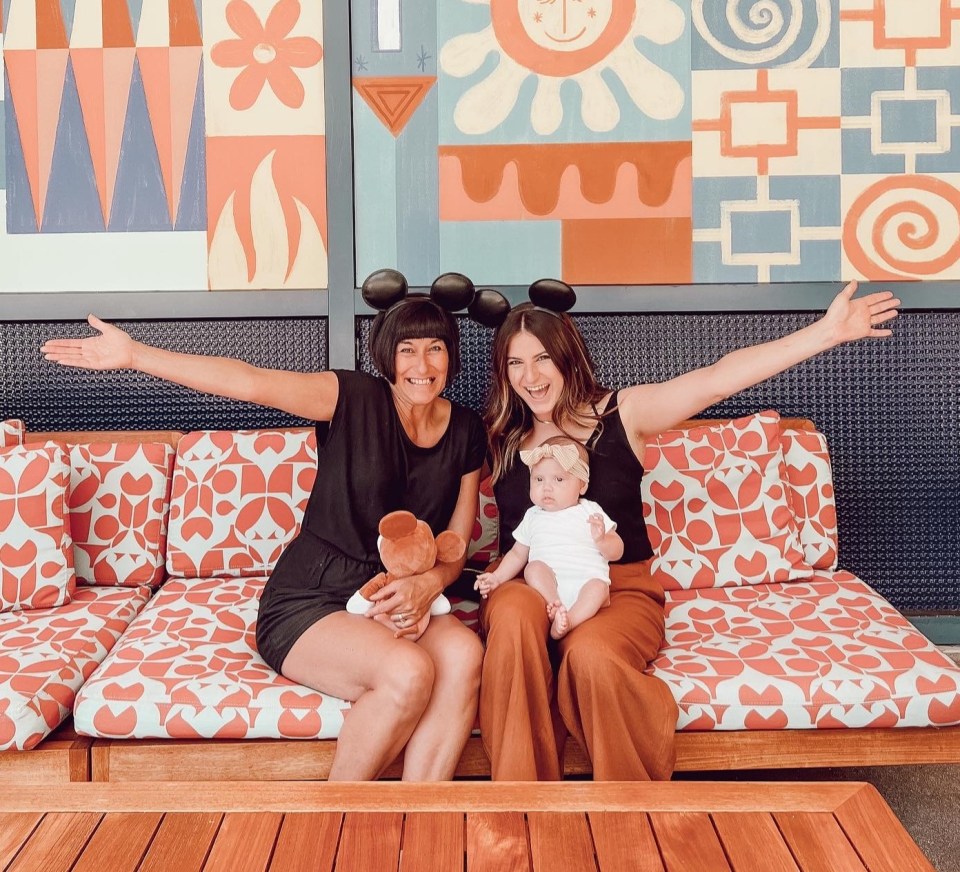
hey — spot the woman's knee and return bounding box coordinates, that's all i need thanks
[484,581,549,641]
[378,644,436,713]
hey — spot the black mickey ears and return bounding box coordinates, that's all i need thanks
[361,268,506,327]
[361,268,409,310]
[360,269,576,329]
[528,278,576,314]
[473,278,578,328]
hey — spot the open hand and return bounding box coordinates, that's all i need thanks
[822,281,900,344]
[41,315,136,371]
[588,513,606,542]
[474,572,502,599]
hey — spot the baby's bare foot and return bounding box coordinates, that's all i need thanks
[550,606,570,640]
[546,599,560,621]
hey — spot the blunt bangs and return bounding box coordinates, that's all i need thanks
[369,295,462,383]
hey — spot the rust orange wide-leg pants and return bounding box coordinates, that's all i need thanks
[478,559,678,781]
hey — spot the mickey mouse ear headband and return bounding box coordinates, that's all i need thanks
[361,269,576,329]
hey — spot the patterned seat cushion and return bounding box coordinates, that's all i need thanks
[1,444,76,613]
[1,420,25,448]
[781,429,838,571]
[653,571,960,730]
[74,577,349,740]
[466,476,499,567]
[73,578,482,741]
[67,442,176,587]
[166,430,317,579]
[0,586,151,750]
[641,412,812,590]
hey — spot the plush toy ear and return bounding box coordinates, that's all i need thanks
[362,268,408,311]
[379,510,418,541]
[468,288,511,328]
[435,530,467,565]
[430,272,476,311]
[529,278,576,313]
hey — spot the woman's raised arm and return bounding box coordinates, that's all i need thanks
[619,281,900,439]
[41,315,339,422]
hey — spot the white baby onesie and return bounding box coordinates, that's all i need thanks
[512,498,615,609]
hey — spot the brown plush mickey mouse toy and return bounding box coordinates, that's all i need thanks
[346,510,466,640]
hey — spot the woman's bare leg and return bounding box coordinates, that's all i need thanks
[400,615,483,780]
[280,612,435,781]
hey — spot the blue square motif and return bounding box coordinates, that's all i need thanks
[881,99,938,145]
[730,210,793,255]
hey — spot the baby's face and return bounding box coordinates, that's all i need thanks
[529,456,586,511]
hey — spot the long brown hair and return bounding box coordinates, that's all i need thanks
[485,303,608,483]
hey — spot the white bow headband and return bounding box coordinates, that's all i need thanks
[519,443,590,485]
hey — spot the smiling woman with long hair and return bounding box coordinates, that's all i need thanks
[479,281,900,782]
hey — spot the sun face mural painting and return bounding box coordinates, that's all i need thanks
[354,0,960,288]
[1,0,327,292]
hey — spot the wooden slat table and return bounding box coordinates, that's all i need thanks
[0,781,934,871]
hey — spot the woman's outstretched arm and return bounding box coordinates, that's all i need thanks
[41,315,339,422]
[619,281,900,439]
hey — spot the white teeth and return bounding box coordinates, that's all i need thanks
[409,378,432,385]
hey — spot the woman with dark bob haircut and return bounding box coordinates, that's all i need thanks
[42,296,485,781]
[478,280,900,781]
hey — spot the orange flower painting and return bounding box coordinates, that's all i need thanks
[211,0,323,111]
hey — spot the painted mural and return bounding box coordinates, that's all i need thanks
[353,0,960,286]
[0,0,327,291]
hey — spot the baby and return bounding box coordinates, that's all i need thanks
[476,436,623,639]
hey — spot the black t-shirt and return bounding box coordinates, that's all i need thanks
[301,370,486,562]
[493,393,654,564]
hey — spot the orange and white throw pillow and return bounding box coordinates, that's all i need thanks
[1,420,25,448]
[67,442,176,586]
[781,429,839,571]
[0,444,76,612]
[642,412,812,591]
[166,429,317,579]
[467,476,499,567]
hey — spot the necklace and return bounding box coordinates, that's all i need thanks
[533,416,553,425]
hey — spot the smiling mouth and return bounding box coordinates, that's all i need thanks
[546,26,587,44]
[407,377,434,386]
[525,384,549,398]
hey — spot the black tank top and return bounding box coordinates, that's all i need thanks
[493,392,654,564]
[301,370,487,563]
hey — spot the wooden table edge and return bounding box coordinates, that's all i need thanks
[0,781,868,813]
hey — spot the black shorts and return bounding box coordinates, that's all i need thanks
[255,529,381,674]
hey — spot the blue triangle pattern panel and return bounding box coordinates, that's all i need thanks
[109,56,173,232]
[175,62,207,232]
[4,74,39,233]
[42,56,105,233]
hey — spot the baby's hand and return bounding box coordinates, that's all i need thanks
[474,572,502,599]
[588,513,606,542]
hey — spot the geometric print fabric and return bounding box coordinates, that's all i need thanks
[655,572,960,731]
[0,584,151,750]
[67,441,176,588]
[641,412,814,591]
[0,443,76,613]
